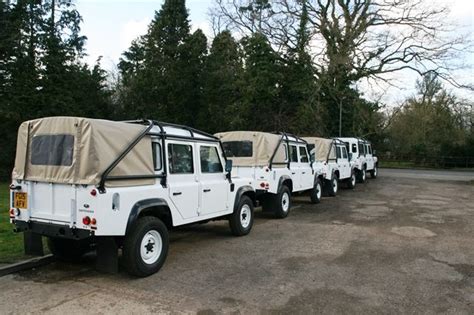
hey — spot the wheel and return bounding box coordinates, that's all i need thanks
[47,237,92,262]
[347,171,356,189]
[370,165,378,179]
[357,167,366,183]
[274,185,291,219]
[310,177,323,204]
[123,216,169,277]
[327,174,339,197]
[229,195,254,236]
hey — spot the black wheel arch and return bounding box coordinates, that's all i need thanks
[278,175,293,192]
[126,198,172,234]
[233,185,256,211]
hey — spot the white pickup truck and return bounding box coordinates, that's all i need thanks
[304,137,356,196]
[338,137,378,181]
[216,131,323,218]
[9,117,257,277]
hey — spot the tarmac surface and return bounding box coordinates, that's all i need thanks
[1,169,473,314]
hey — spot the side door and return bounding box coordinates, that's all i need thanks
[289,144,301,188]
[298,145,313,190]
[340,146,351,179]
[198,144,229,216]
[166,141,199,220]
[365,144,374,170]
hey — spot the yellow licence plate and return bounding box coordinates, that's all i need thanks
[14,192,28,209]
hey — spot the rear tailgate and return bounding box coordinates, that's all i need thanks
[19,181,77,224]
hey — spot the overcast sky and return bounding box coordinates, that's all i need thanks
[76,0,474,104]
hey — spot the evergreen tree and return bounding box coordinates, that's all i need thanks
[200,31,243,132]
[119,0,203,125]
[240,33,282,131]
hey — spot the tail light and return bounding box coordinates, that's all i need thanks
[260,182,266,188]
[91,218,97,225]
[265,183,269,189]
[90,189,97,196]
[82,216,91,225]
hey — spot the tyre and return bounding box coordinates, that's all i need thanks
[274,185,291,219]
[47,237,92,262]
[370,165,378,179]
[357,167,366,183]
[123,216,169,277]
[229,195,254,236]
[327,174,339,197]
[347,171,356,189]
[310,177,323,204]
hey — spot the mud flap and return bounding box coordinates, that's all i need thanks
[95,237,118,274]
[24,231,44,256]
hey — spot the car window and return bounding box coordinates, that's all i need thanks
[200,146,223,173]
[222,141,252,157]
[368,145,372,154]
[290,145,298,162]
[283,144,288,161]
[336,146,342,159]
[342,147,348,159]
[365,145,370,155]
[352,143,357,153]
[31,134,74,166]
[299,146,309,163]
[152,142,162,171]
[168,143,194,174]
[358,143,365,156]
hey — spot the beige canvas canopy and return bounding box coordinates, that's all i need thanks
[215,131,287,167]
[303,137,336,161]
[12,117,154,187]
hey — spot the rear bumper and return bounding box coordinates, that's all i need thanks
[13,220,93,240]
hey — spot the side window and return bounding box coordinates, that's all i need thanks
[168,143,194,174]
[307,144,315,161]
[336,146,342,159]
[365,145,370,155]
[352,143,357,153]
[368,145,372,154]
[290,145,298,162]
[358,143,365,155]
[342,147,348,159]
[283,144,288,161]
[152,142,162,171]
[200,146,223,173]
[299,146,309,163]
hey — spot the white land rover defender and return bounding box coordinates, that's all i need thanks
[304,137,356,197]
[9,117,257,277]
[215,131,323,218]
[338,137,378,182]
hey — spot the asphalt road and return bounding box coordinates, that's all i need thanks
[1,172,473,314]
[380,167,474,182]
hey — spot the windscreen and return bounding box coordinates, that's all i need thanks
[222,141,253,157]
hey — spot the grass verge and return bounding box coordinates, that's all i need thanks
[0,183,25,263]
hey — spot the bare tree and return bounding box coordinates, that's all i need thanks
[211,0,472,89]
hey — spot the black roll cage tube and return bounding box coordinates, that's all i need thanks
[268,132,308,170]
[98,119,228,193]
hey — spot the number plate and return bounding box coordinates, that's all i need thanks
[14,192,28,209]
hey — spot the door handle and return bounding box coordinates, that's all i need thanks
[292,172,296,175]
[302,172,306,174]
[203,189,211,192]
[173,192,182,196]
